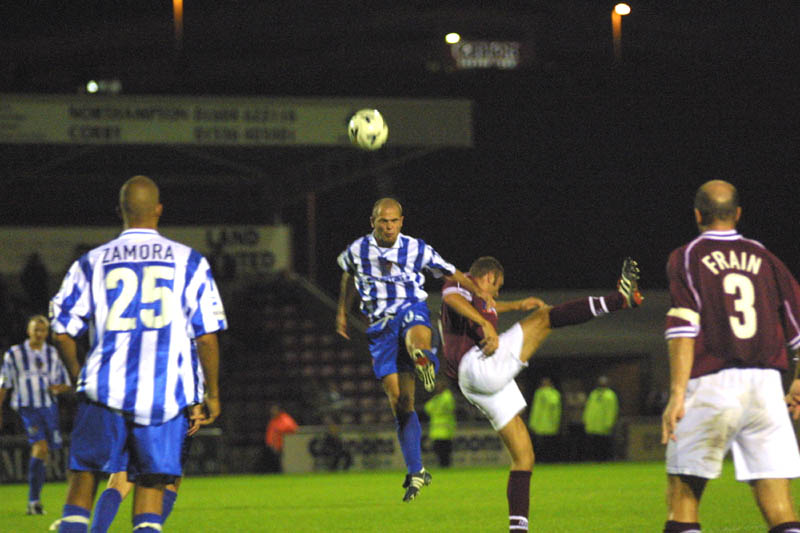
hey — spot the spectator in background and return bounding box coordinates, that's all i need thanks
[423,380,456,467]
[317,381,350,422]
[582,376,619,461]
[562,383,587,462]
[320,423,352,471]
[527,377,561,463]
[20,252,49,313]
[264,404,298,473]
[646,387,669,416]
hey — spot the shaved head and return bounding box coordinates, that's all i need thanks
[370,197,404,246]
[119,175,162,228]
[694,180,739,229]
[371,197,403,218]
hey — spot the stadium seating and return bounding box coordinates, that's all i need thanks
[214,274,492,473]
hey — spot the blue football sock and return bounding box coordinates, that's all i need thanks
[162,488,178,521]
[396,410,423,473]
[90,488,122,533]
[28,456,45,502]
[132,512,163,532]
[59,504,91,533]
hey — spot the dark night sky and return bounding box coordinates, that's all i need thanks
[2,1,798,297]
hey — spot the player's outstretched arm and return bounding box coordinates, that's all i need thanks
[443,292,499,355]
[336,272,358,340]
[195,333,220,425]
[661,337,695,444]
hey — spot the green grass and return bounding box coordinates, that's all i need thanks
[0,461,786,532]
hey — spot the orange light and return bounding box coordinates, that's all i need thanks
[173,0,184,50]
[614,3,631,16]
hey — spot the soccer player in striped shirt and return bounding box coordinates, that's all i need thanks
[0,315,71,515]
[661,180,800,533]
[336,197,496,502]
[50,175,226,533]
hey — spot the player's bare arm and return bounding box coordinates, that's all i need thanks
[495,297,545,314]
[195,333,221,425]
[53,333,81,382]
[446,270,497,311]
[336,272,358,340]
[443,292,500,355]
[661,337,695,444]
[48,384,72,395]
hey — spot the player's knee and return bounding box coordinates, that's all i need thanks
[521,307,551,332]
[522,447,535,470]
[513,447,534,471]
[405,325,432,351]
[397,393,414,413]
[396,392,414,413]
[107,472,131,494]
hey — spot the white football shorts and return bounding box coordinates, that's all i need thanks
[666,367,800,481]
[458,323,528,431]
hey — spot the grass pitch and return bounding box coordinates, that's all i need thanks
[0,461,782,532]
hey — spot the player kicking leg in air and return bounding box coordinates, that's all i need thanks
[440,256,642,532]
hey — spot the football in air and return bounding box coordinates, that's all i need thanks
[347,108,389,151]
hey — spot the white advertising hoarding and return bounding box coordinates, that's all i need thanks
[283,425,509,474]
[0,95,473,147]
[0,225,291,277]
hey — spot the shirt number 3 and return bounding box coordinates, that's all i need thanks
[723,273,757,339]
[105,266,175,331]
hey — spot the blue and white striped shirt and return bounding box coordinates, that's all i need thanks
[0,341,70,410]
[50,228,227,426]
[189,340,205,406]
[337,232,456,322]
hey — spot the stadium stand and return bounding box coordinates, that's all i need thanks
[212,272,498,472]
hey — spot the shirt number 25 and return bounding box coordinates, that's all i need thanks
[105,265,175,331]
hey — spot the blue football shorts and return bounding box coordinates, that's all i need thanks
[366,301,439,379]
[68,399,189,481]
[18,404,62,448]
